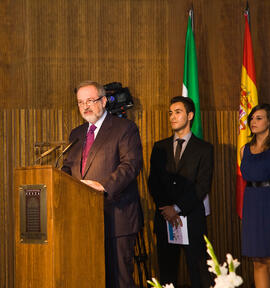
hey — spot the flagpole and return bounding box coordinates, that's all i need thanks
[189,7,194,32]
[245,1,250,26]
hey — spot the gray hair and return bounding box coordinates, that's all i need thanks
[75,80,106,97]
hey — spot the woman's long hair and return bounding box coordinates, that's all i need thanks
[247,103,270,150]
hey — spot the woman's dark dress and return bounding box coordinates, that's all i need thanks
[240,145,270,257]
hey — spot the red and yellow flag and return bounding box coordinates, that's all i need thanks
[236,12,258,218]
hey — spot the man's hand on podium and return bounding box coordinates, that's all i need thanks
[81,180,105,192]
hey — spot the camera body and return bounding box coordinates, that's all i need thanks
[104,82,134,118]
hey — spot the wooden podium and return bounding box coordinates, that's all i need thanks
[14,165,105,288]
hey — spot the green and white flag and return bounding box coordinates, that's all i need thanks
[182,10,203,139]
[182,10,210,215]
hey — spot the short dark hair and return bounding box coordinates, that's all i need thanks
[247,103,270,149]
[170,96,195,126]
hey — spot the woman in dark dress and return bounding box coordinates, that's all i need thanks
[240,103,270,288]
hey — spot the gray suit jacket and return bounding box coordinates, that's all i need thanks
[62,113,143,238]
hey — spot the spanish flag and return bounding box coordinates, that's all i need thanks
[236,9,258,218]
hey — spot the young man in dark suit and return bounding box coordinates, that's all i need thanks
[148,96,213,288]
[62,81,143,288]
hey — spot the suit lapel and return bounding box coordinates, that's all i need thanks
[82,113,112,178]
[73,123,88,177]
[166,136,176,172]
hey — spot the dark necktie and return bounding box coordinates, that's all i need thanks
[82,124,96,175]
[175,139,185,167]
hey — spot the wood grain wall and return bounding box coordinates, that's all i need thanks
[1,0,270,287]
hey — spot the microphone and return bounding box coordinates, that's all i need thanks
[35,145,61,164]
[55,138,78,168]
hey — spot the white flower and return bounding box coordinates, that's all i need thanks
[207,259,216,274]
[151,278,162,287]
[227,272,243,287]
[214,275,233,288]
[204,235,243,288]
[219,262,228,275]
[214,272,243,288]
[162,284,174,288]
[226,254,240,271]
[148,236,244,288]
[226,254,233,263]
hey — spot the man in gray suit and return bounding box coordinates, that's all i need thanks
[62,80,143,288]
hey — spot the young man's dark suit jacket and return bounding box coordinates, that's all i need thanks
[62,112,143,287]
[148,133,214,287]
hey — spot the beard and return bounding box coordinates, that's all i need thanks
[81,109,105,124]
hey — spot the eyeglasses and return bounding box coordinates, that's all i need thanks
[77,96,104,107]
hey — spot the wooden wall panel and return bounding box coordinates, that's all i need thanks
[1,0,170,110]
[0,110,8,287]
[0,108,255,288]
[1,0,270,111]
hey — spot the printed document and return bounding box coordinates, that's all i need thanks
[167,216,189,245]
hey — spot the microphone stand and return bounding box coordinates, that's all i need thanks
[55,138,78,168]
[134,229,151,288]
[35,145,60,165]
